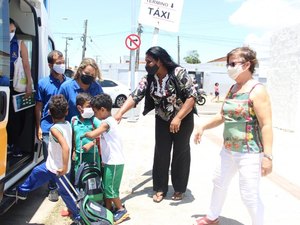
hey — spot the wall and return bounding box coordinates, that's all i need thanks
[267,24,300,133]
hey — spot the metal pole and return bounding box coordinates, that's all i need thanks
[152,27,159,46]
[82,20,88,60]
[64,37,73,68]
[135,24,143,71]
[128,0,137,122]
[177,36,180,65]
[65,38,68,68]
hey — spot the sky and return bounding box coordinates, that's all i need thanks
[48,0,300,68]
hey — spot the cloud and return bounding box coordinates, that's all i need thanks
[229,0,300,30]
[243,32,273,58]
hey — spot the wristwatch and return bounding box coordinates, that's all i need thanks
[263,153,273,161]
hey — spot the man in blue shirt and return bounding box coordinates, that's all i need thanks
[35,50,70,202]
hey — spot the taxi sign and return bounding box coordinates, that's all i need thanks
[138,0,184,32]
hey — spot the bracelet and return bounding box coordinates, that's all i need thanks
[263,153,273,161]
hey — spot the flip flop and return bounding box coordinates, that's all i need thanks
[153,192,165,203]
[172,192,183,201]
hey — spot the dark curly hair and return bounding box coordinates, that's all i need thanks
[91,93,112,111]
[48,94,68,119]
[76,92,92,107]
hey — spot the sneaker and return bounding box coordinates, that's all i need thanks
[70,219,84,225]
[12,146,23,157]
[13,152,23,157]
[5,189,27,200]
[193,216,219,225]
[48,189,59,202]
[113,207,129,224]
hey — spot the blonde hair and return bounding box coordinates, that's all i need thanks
[74,58,103,81]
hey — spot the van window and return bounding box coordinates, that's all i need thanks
[0,0,10,83]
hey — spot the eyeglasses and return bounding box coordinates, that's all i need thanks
[226,61,245,68]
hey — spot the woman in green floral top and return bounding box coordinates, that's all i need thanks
[115,46,197,203]
[193,47,273,225]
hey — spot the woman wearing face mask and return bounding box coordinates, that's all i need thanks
[7,18,33,158]
[193,47,273,225]
[115,46,197,203]
[58,58,104,122]
[71,93,101,173]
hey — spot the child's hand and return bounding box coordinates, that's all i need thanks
[57,167,67,176]
[82,142,94,152]
[72,151,76,161]
[80,134,86,140]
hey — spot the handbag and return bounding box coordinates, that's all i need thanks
[13,40,33,92]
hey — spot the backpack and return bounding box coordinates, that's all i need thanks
[79,194,114,225]
[75,162,104,203]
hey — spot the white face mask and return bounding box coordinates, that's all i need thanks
[53,63,66,75]
[81,107,94,119]
[227,64,244,80]
[10,32,15,41]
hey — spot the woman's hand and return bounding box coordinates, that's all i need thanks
[194,126,204,144]
[261,157,272,176]
[170,117,181,133]
[25,82,33,97]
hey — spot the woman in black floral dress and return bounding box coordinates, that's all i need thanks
[114,46,197,203]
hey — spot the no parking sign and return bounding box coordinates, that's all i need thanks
[125,34,141,50]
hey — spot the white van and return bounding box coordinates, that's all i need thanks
[0,0,55,214]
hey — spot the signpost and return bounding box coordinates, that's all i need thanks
[125,34,141,50]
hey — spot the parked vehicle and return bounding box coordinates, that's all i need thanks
[196,88,207,106]
[0,0,54,214]
[99,79,130,108]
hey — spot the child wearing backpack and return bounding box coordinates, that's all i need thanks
[82,93,129,225]
[71,93,101,173]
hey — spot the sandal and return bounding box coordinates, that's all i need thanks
[193,216,220,225]
[153,192,165,203]
[172,192,184,201]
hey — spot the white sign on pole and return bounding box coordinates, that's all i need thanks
[138,0,184,32]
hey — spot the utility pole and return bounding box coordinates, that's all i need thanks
[177,36,180,65]
[81,20,88,60]
[94,55,101,65]
[64,37,73,68]
[135,23,143,71]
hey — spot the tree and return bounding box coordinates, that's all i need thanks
[184,50,201,64]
